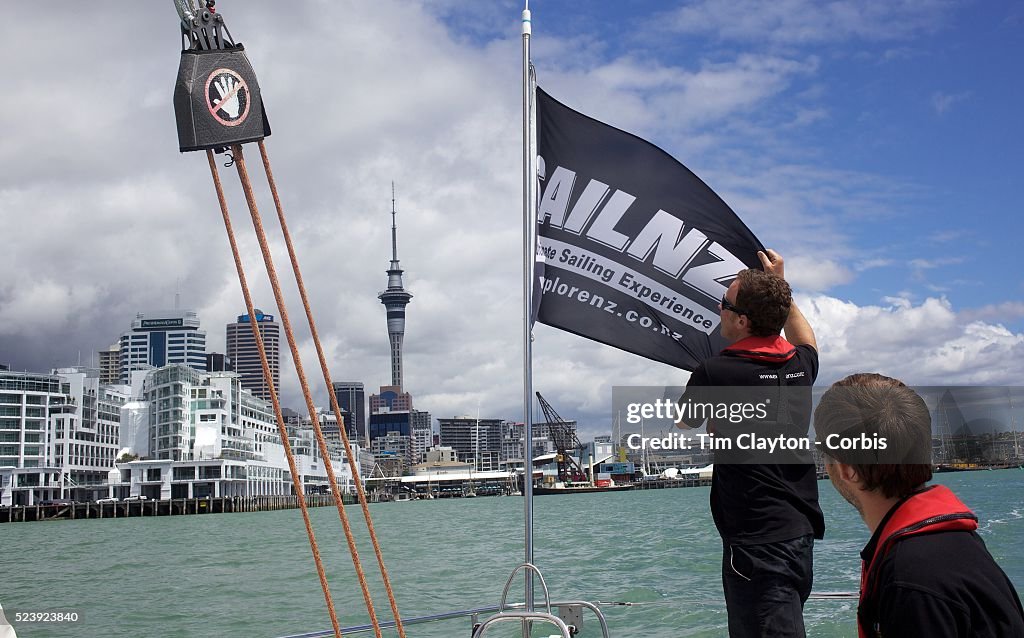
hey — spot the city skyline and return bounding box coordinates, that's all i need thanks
[2,2,1023,442]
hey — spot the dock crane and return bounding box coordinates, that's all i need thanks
[535,392,590,484]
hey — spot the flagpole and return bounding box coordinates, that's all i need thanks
[521,0,536,621]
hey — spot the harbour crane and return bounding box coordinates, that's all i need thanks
[535,392,590,484]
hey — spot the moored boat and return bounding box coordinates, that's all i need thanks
[532,481,633,495]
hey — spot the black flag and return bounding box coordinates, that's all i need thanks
[535,87,765,371]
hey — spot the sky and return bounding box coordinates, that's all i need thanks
[1,1,1022,442]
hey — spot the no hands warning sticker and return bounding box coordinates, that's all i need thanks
[205,68,250,126]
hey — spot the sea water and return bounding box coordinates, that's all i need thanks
[1,470,1021,638]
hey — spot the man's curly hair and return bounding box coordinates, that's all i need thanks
[735,269,791,336]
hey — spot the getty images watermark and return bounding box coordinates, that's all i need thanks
[610,385,1024,465]
[622,397,884,455]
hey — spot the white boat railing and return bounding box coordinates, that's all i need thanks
[277,592,859,637]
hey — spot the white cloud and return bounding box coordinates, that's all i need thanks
[804,294,1024,386]
[908,256,967,281]
[961,302,1024,323]
[931,90,972,115]
[540,53,818,140]
[657,0,957,45]
[785,257,854,291]
[926,229,969,243]
[855,258,893,271]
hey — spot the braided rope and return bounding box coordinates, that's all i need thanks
[258,139,408,638]
[230,144,383,638]
[206,150,343,638]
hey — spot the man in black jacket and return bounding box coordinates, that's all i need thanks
[814,374,1024,637]
[677,249,824,637]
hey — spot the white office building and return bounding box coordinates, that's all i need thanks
[119,310,207,383]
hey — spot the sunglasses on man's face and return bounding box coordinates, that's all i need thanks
[720,295,747,315]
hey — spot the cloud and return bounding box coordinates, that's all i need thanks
[540,53,818,139]
[785,257,854,291]
[926,229,969,243]
[655,0,957,45]
[931,90,971,115]
[804,294,1024,386]
[785,107,829,128]
[855,258,893,271]
[908,256,967,281]
[961,302,1024,323]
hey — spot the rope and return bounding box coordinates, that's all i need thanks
[257,139,408,638]
[206,150,344,638]
[230,144,384,638]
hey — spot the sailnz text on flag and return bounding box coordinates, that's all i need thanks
[533,87,765,371]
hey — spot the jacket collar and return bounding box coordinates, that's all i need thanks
[857,485,978,638]
[721,335,797,363]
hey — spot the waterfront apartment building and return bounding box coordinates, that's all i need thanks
[132,365,271,462]
[1,370,64,506]
[438,417,504,471]
[225,310,280,403]
[51,369,128,492]
[119,310,207,384]
[115,364,368,500]
[0,368,128,506]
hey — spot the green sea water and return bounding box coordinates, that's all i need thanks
[2,470,1021,638]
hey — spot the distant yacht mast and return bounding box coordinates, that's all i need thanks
[378,183,413,390]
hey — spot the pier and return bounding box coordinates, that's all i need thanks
[0,494,353,524]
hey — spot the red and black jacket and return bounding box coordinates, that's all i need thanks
[858,485,978,638]
[684,335,824,543]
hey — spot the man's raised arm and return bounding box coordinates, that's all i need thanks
[758,249,816,351]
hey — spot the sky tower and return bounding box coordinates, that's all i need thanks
[378,185,413,389]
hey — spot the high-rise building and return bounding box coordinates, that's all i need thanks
[332,381,366,445]
[369,385,412,414]
[206,352,233,372]
[377,188,413,390]
[411,409,432,464]
[500,419,578,461]
[225,309,280,403]
[438,417,504,471]
[370,431,414,469]
[118,310,207,384]
[1,369,64,506]
[98,343,120,385]
[368,411,411,441]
